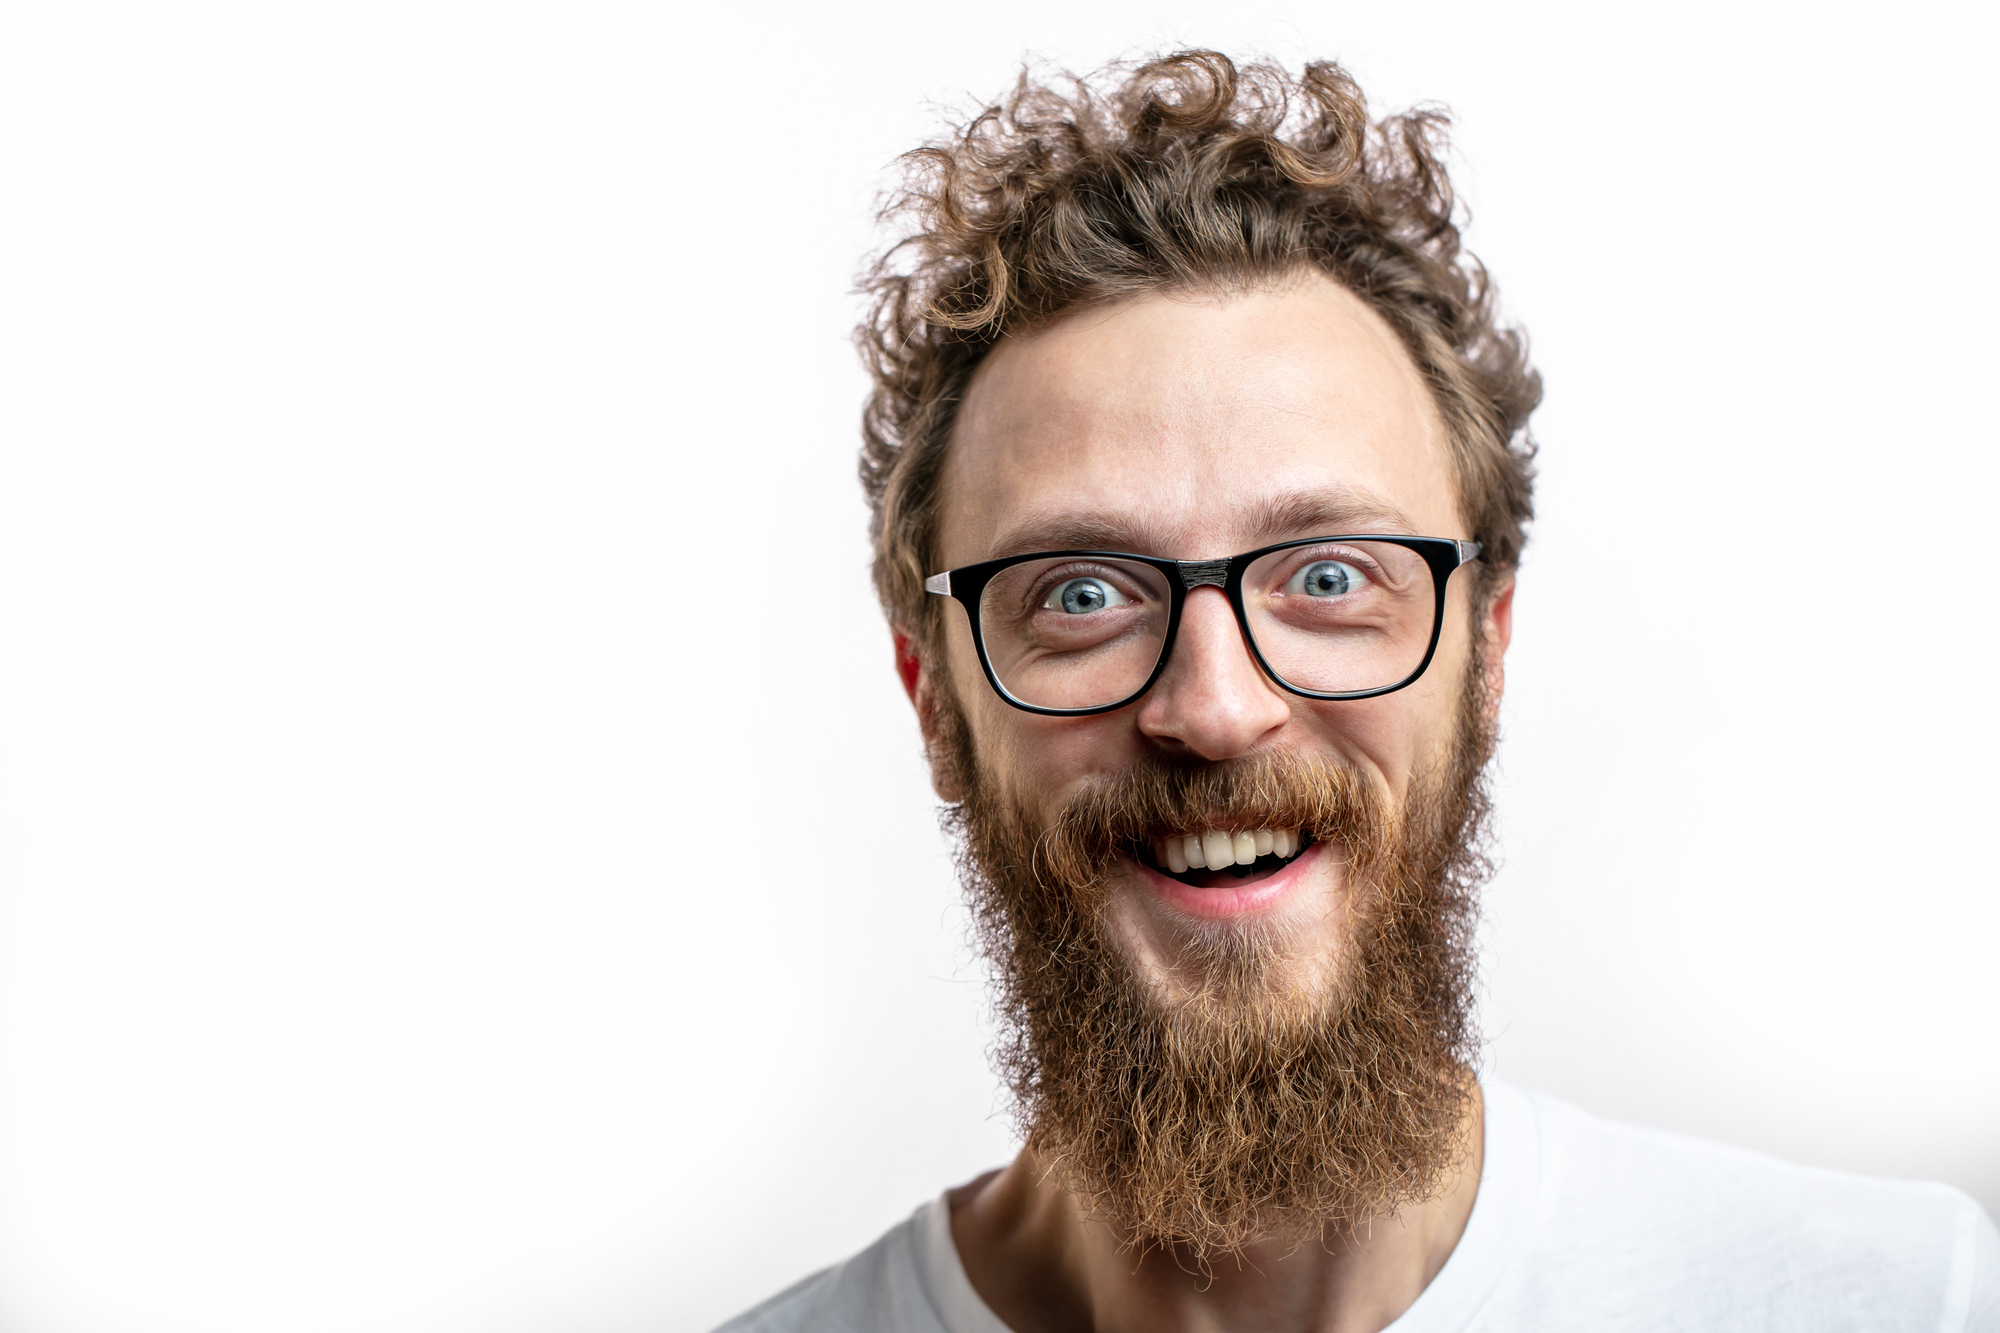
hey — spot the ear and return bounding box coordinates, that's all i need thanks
[893,628,925,707]
[1480,572,1515,718]
[893,626,967,804]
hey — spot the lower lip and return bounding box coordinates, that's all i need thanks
[1131,840,1328,920]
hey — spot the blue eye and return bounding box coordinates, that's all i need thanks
[1288,560,1368,597]
[1044,577,1129,614]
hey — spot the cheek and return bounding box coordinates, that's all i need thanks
[1379,601,1484,776]
[1293,696,1418,795]
[938,596,1161,804]
[937,603,1008,734]
[1292,656,1467,800]
[944,681,1140,818]
[974,707,1138,812]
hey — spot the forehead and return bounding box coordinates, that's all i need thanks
[938,272,1457,565]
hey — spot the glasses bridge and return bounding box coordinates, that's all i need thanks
[1177,559,1230,589]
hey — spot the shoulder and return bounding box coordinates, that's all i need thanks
[1525,1085,1986,1254]
[710,1201,952,1333]
[1482,1084,1999,1332]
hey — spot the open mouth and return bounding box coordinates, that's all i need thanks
[1134,826,1316,890]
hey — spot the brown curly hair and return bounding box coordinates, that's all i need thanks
[859,50,1540,648]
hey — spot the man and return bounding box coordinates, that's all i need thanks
[721,51,1999,1333]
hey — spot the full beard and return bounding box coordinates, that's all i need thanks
[935,664,1496,1261]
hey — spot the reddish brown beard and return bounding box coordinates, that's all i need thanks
[934,666,1496,1261]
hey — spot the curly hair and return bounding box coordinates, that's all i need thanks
[858,50,1540,648]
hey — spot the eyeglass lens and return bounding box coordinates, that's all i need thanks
[974,540,1440,710]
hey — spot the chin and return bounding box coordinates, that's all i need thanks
[1104,847,1353,1008]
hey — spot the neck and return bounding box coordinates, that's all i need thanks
[948,1086,1483,1333]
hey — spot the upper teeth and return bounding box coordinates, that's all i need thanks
[1152,827,1300,874]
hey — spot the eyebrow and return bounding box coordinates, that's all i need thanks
[1254,488,1423,544]
[982,485,1425,562]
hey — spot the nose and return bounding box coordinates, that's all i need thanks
[1134,586,1291,760]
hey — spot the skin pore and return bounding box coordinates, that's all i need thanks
[894,270,1515,1333]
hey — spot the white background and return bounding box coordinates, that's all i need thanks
[0,2,1994,1330]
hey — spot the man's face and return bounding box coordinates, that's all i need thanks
[918,270,1509,1010]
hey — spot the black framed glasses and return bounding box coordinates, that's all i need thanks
[925,535,1482,716]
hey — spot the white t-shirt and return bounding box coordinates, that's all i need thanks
[718,1081,2000,1332]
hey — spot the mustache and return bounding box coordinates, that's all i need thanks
[1026,749,1395,892]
